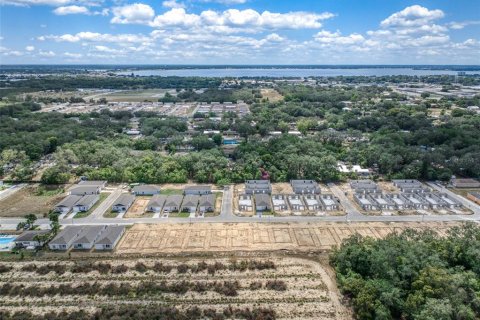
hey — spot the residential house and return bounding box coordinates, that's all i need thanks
[403,194,430,210]
[49,226,84,250]
[290,180,321,194]
[350,180,379,194]
[238,194,253,212]
[254,194,272,212]
[132,184,161,196]
[369,194,396,210]
[111,194,135,212]
[354,194,379,211]
[146,195,167,213]
[437,193,462,209]
[287,194,306,211]
[271,194,288,211]
[467,192,480,205]
[182,195,200,213]
[319,194,340,211]
[184,186,212,195]
[386,194,411,210]
[199,194,215,212]
[78,180,107,188]
[421,193,447,209]
[72,225,107,250]
[392,179,429,193]
[54,195,82,214]
[450,177,480,188]
[163,195,183,213]
[245,180,272,194]
[69,185,101,196]
[303,195,322,211]
[15,230,50,248]
[94,226,126,250]
[72,194,99,212]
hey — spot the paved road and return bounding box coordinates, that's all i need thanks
[91,188,123,219]
[1,182,480,229]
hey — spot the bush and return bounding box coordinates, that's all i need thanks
[265,280,287,291]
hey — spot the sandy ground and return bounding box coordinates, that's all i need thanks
[0,184,64,218]
[261,88,284,102]
[124,197,150,218]
[115,221,459,254]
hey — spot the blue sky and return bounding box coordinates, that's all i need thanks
[0,0,479,64]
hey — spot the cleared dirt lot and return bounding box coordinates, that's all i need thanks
[124,197,150,218]
[0,184,64,218]
[0,255,351,320]
[116,221,459,254]
[261,88,284,102]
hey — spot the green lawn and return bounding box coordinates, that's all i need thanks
[160,189,183,196]
[169,211,190,218]
[74,192,108,219]
[103,210,119,218]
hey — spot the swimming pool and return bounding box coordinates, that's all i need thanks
[0,235,16,251]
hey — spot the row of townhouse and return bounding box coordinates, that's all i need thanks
[238,194,340,212]
[49,225,125,251]
[131,185,212,196]
[244,180,321,195]
[354,192,462,211]
[54,180,107,214]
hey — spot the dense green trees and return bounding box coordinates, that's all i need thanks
[330,223,480,320]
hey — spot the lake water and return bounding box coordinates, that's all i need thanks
[117,68,477,78]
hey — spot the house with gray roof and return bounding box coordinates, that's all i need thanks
[15,230,50,248]
[163,195,183,212]
[392,179,430,193]
[245,180,271,194]
[54,195,82,214]
[132,184,161,196]
[184,185,212,195]
[290,180,320,194]
[78,180,107,188]
[94,226,126,250]
[49,226,84,250]
[199,194,215,212]
[112,194,135,212]
[386,194,412,210]
[69,185,101,196]
[287,194,305,211]
[420,193,448,209]
[238,194,253,212]
[72,225,107,250]
[437,193,462,209]
[450,177,480,188]
[182,195,200,212]
[303,195,322,211]
[354,194,379,211]
[72,194,99,212]
[271,194,288,211]
[369,193,396,210]
[319,194,340,211]
[350,180,379,194]
[146,195,167,212]
[403,193,430,210]
[254,194,272,212]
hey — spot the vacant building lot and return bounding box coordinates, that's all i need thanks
[124,197,150,218]
[116,222,458,254]
[0,184,64,218]
[0,255,351,320]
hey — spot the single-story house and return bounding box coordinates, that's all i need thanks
[354,194,379,211]
[467,192,480,205]
[392,179,429,193]
[271,194,288,211]
[421,193,448,209]
[287,194,306,211]
[199,194,215,212]
[54,195,82,214]
[403,194,430,210]
[182,195,200,212]
[94,225,126,250]
[72,225,107,250]
[319,194,340,211]
[163,195,183,213]
[254,194,272,212]
[15,230,50,248]
[78,180,107,188]
[238,194,253,212]
[132,184,161,196]
[184,186,212,195]
[112,194,136,212]
[303,195,322,211]
[369,194,396,210]
[72,194,99,212]
[386,194,411,210]
[146,195,167,213]
[245,180,272,194]
[437,193,462,209]
[450,177,480,188]
[350,180,379,194]
[290,180,321,194]
[69,185,101,196]
[49,226,84,250]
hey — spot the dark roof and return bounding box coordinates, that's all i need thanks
[113,194,135,207]
[184,185,211,191]
[78,180,106,187]
[182,195,200,206]
[165,195,183,206]
[468,192,480,199]
[15,230,50,242]
[147,195,167,207]
[199,194,215,206]
[56,195,82,207]
[133,185,161,193]
[255,194,271,207]
[49,226,84,245]
[73,226,105,244]
[74,194,98,207]
[95,226,125,245]
[70,185,100,194]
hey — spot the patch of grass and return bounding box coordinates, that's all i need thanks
[103,210,119,218]
[0,250,36,261]
[74,192,108,219]
[160,189,183,196]
[34,185,64,196]
[169,211,190,218]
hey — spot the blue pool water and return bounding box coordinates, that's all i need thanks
[223,139,238,145]
[0,236,16,244]
[0,236,16,250]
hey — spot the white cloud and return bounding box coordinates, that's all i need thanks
[111,3,155,24]
[41,31,151,44]
[448,20,480,30]
[0,0,101,6]
[201,0,247,4]
[53,5,89,15]
[381,5,444,28]
[38,50,56,57]
[265,33,284,42]
[25,45,35,51]
[64,52,82,58]
[314,30,365,45]
[162,0,184,9]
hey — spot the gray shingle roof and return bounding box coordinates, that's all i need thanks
[182,195,200,206]
[132,185,161,193]
[113,194,135,207]
[73,226,105,244]
[199,194,215,207]
[95,226,125,245]
[74,194,98,207]
[147,195,167,207]
[49,226,84,245]
[15,230,50,242]
[56,195,82,207]
[165,195,183,207]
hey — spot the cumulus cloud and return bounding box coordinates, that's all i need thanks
[39,50,56,57]
[53,5,89,15]
[314,30,365,45]
[40,31,151,44]
[25,45,35,51]
[64,52,83,58]
[111,3,155,24]
[381,5,444,28]
[162,0,184,9]
[448,20,480,30]
[0,0,100,6]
